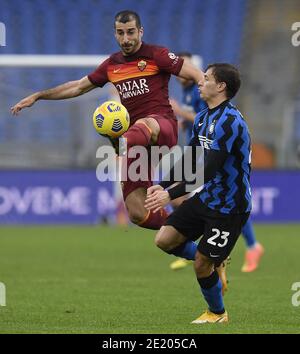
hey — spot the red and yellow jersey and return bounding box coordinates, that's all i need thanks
[88,42,184,124]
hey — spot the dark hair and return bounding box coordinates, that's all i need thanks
[206,63,241,99]
[114,10,142,29]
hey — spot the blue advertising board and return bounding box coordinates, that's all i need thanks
[0,171,115,224]
[251,171,300,222]
[0,170,299,224]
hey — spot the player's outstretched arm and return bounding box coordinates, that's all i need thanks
[178,59,204,85]
[11,76,96,115]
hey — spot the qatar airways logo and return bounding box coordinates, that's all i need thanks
[115,78,150,99]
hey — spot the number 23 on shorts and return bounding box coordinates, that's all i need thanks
[207,228,230,248]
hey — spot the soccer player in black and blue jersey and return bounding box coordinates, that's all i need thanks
[145,63,251,324]
[171,54,263,273]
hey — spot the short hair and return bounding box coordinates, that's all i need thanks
[206,63,241,99]
[114,10,142,29]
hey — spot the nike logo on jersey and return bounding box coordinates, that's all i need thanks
[113,68,121,73]
[198,122,204,127]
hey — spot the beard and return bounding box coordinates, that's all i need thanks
[122,44,134,52]
[120,39,140,55]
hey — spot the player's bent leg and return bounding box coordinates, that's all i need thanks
[169,258,193,271]
[145,114,178,149]
[194,250,215,278]
[155,226,197,260]
[192,251,228,324]
[125,187,168,230]
[125,187,148,224]
[168,196,193,270]
[121,116,172,230]
[137,117,161,144]
[241,242,264,273]
[216,259,229,296]
[123,117,160,149]
[155,225,188,252]
[138,207,169,230]
[241,219,264,272]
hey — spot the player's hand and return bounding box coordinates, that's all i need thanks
[145,190,171,213]
[146,184,163,197]
[11,94,38,115]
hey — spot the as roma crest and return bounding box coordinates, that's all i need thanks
[137,60,147,71]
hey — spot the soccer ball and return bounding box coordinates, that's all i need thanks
[92,100,130,138]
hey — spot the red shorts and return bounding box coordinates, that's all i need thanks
[121,114,178,200]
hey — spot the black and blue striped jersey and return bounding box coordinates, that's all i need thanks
[190,100,252,214]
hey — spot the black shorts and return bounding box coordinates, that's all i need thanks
[165,194,250,266]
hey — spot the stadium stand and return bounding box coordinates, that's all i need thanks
[239,0,300,168]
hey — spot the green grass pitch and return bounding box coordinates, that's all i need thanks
[0,224,299,334]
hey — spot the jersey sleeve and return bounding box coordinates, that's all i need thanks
[210,114,240,153]
[87,58,110,87]
[153,47,184,75]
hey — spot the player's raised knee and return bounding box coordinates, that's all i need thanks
[127,207,148,225]
[154,230,171,251]
[137,117,160,142]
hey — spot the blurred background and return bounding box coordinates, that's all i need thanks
[0,0,300,224]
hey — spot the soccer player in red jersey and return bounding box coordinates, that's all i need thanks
[11,10,203,230]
